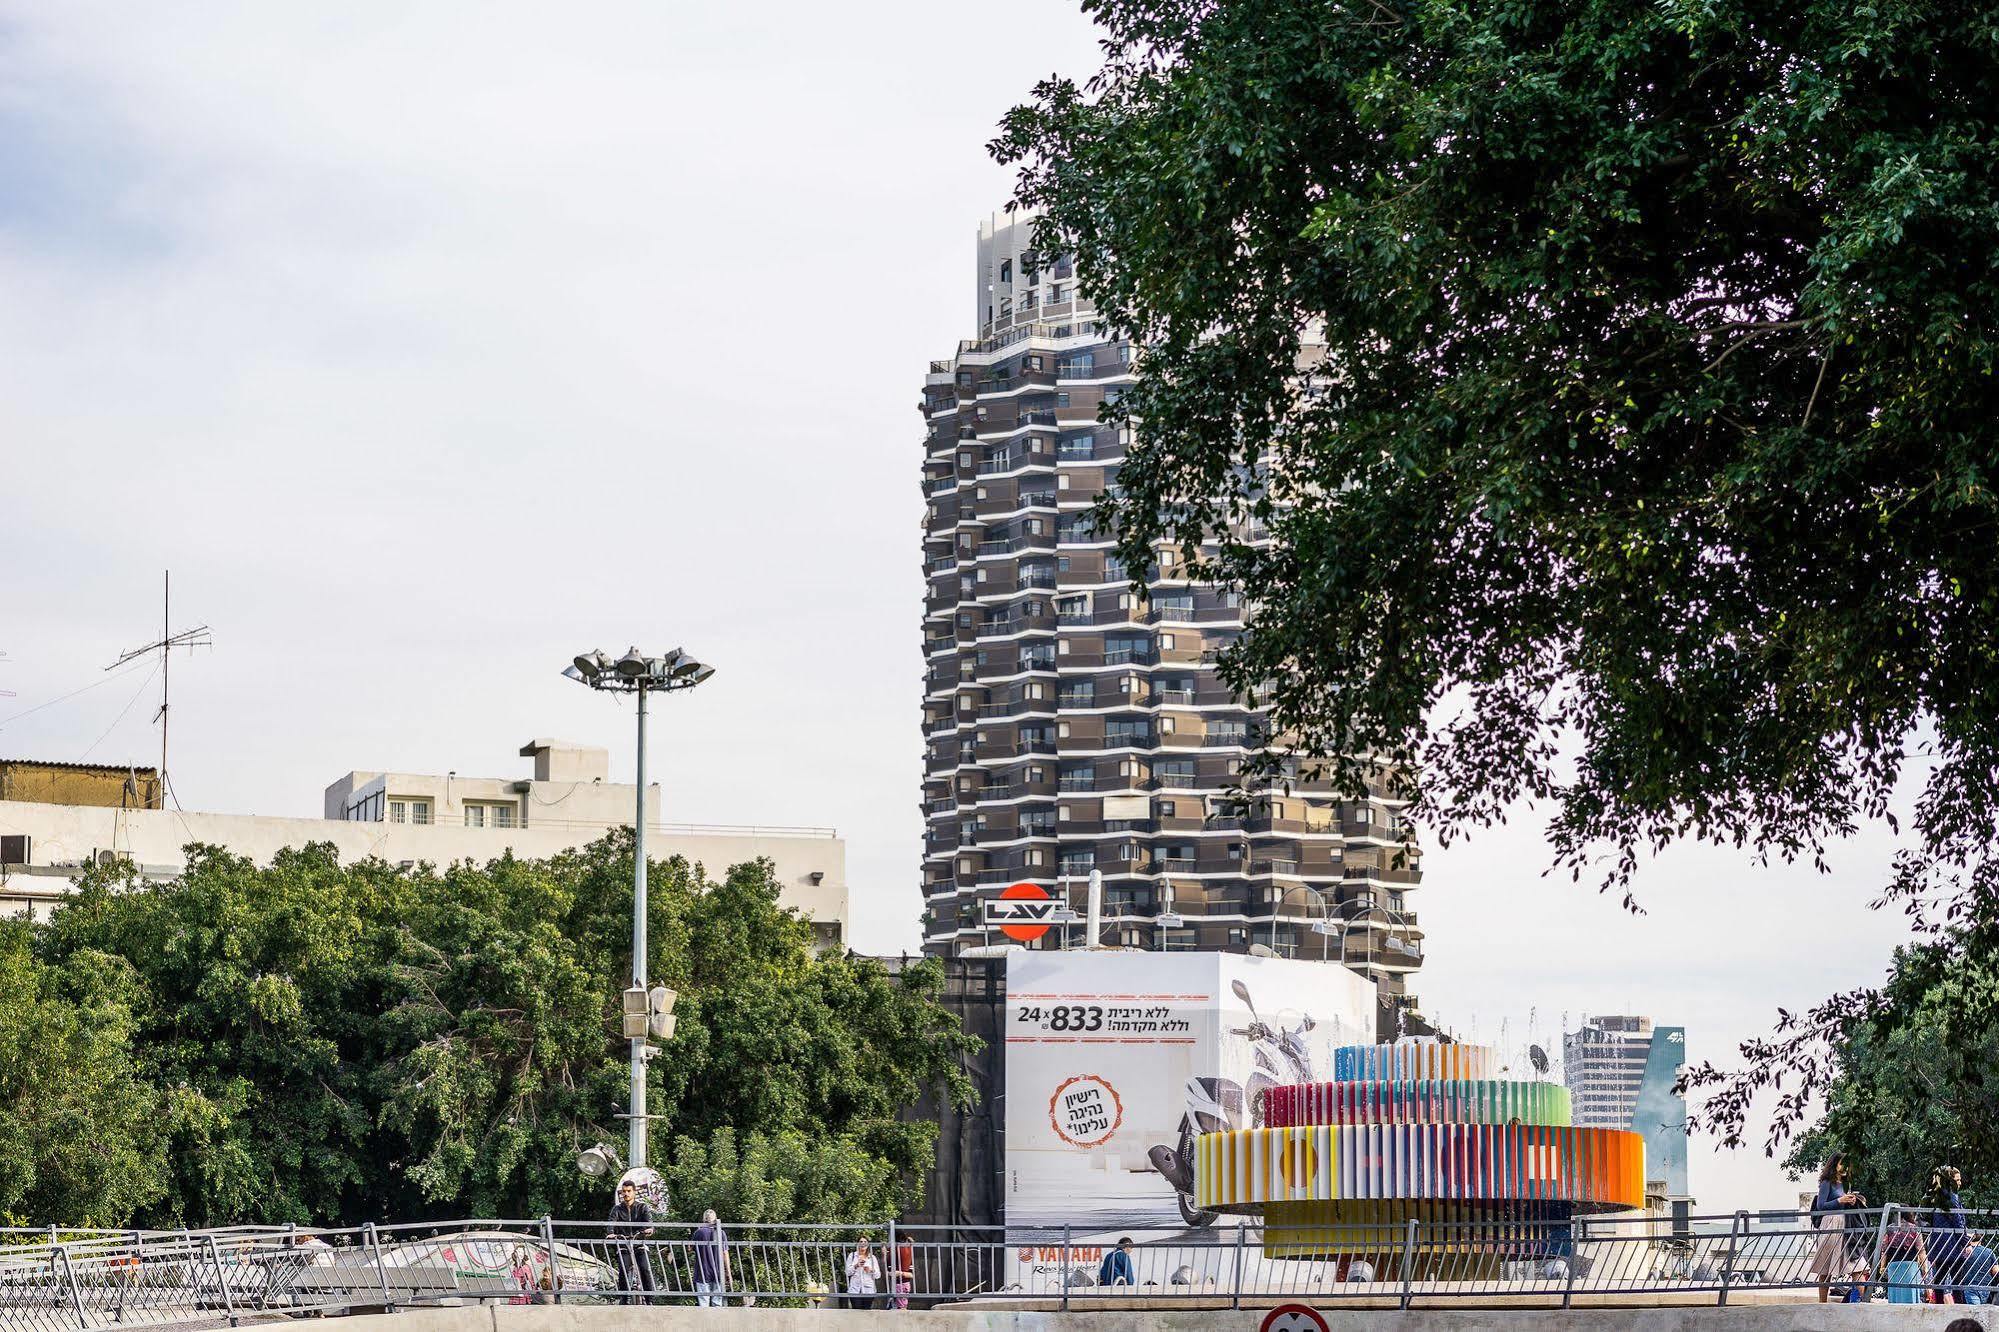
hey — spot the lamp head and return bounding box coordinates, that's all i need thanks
[615,647,648,679]
[572,651,608,680]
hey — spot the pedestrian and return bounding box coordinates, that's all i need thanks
[1958,1233,1995,1306]
[1930,1166,1969,1302]
[1810,1154,1867,1303]
[609,1179,658,1305]
[691,1209,730,1308]
[891,1237,915,1310]
[1098,1237,1136,1287]
[842,1237,881,1309]
[1881,1212,1930,1304]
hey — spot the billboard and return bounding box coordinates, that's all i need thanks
[1003,949,1374,1287]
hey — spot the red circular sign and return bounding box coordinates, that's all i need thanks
[997,881,1054,941]
[1260,1305,1329,1332]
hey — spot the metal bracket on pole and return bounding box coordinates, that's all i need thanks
[1232,1222,1248,1310]
[1400,1217,1418,1310]
[1717,1210,1745,1306]
[541,1216,563,1305]
[203,1235,238,1327]
[364,1222,394,1311]
[54,1243,87,1330]
[1061,1225,1071,1313]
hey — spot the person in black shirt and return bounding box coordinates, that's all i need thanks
[609,1180,658,1304]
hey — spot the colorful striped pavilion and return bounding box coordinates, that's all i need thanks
[1195,1043,1646,1275]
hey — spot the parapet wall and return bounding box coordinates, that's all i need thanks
[319,1300,1988,1332]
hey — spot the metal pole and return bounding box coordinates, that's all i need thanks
[364,1223,393,1311]
[1060,1224,1071,1312]
[540,1216,563,1305]
[1562,1220,1578,1309]
[1870,1205,1895,1301]
[1717,1210,1744,1306]
[1232,1222,1248,1309]
[203,1235,237,1327]
[631,679,649,1170]
[55,1243,86,1330]
[1400,1217,1418,1309]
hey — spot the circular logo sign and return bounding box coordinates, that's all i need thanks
[996,881,1055,941]
[1260,1304,1330,1332]
[1048,1074,1123,1147]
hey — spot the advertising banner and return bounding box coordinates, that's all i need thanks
[1003,950,1375,1290]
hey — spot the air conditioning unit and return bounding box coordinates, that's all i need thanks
[0,834,28,866]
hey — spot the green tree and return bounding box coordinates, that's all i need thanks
[993,0,1999,1144]
[0,921,168,1225]
[1780,938,1999,1205]
[20,834,974,1226]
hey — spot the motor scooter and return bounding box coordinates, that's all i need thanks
[1148,980,1317,1227]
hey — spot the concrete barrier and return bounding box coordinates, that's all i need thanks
[315,1302,1991,1332]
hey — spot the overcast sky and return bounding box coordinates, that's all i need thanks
[0,1,1916,1215]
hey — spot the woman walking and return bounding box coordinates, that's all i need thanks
[1810,1155,1867,1302]
[1929,1166,1969,1302]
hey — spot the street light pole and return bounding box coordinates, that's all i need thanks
[564,646,714,1174]
[630,679,648,1169]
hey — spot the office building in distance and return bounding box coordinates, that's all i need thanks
[1564,1014,1690,1204]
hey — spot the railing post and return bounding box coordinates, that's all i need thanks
[1232,1221,1248,1310]
[204,1235,238,1327]
[55,1242,88,1330]
[1717,1210,1745,1306]
[1870,1204,1895,1302]
[1400,1218,1418,1310]
[1561,1220,1578,1309]
[540,1216,563,1305]
[364,1222,394,1311]
[887,1220,898,1307]
[1060,1225,1071,1312]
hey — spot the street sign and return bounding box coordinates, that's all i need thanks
[983,882,1056,941]
[1259,1304,1329,1332]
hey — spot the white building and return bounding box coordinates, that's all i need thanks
[0,738,848,948]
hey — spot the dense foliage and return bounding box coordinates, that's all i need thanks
[1780,938,1999,1204]
[2,836,973,1227]
[994,0,1999,1144]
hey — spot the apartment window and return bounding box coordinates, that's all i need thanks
[1161,634,1176,650]
[1027,766,1045,783]
[1027,518,1044,535]
[1001,259,1012,283]
[1057,475,1070,490]
[1057,557,1072,571]
[1026,354,1043,372]
[1051,283,1067,303]
[1161,716,1176,733]
[1056,392,1071,408]
[388,798,433,826]
[1159,800,1177,818]
[463,802,516,829]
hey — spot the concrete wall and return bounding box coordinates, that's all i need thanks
[0,800,849,942]
[328,1301,1988,1332]
[0,761,160,809]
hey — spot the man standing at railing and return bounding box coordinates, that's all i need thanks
[610,1180,658,1304]
[692,1210,729,1307]
[1097,1237,1135,1287]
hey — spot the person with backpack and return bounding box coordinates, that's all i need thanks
[1881,1212,1931,1304]
[1809,1154,1867,1302]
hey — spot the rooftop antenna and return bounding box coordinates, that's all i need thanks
[0,651,13,699]
[105,571,210,807]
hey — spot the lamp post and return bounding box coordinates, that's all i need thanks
[1263,882,1333,956]
[564,646,714,1169]
[1331,898,1417,976]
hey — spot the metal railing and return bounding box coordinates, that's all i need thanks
[4,1207,1996,1327]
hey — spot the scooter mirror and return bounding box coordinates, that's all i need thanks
[1231,979,1252,1005]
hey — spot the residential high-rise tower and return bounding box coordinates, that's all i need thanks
[917,211,1423,1004]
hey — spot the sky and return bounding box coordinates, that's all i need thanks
[0,2,1917,1216]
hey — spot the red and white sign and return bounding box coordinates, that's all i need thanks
[984,882,1057,941]
[1260,1305,1329,1332]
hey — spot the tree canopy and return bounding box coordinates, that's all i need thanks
[7,836,973,1227]
[994,0,1999,1145]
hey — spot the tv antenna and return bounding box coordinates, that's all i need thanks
[105,571,211,806]
[0,651,13,699]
